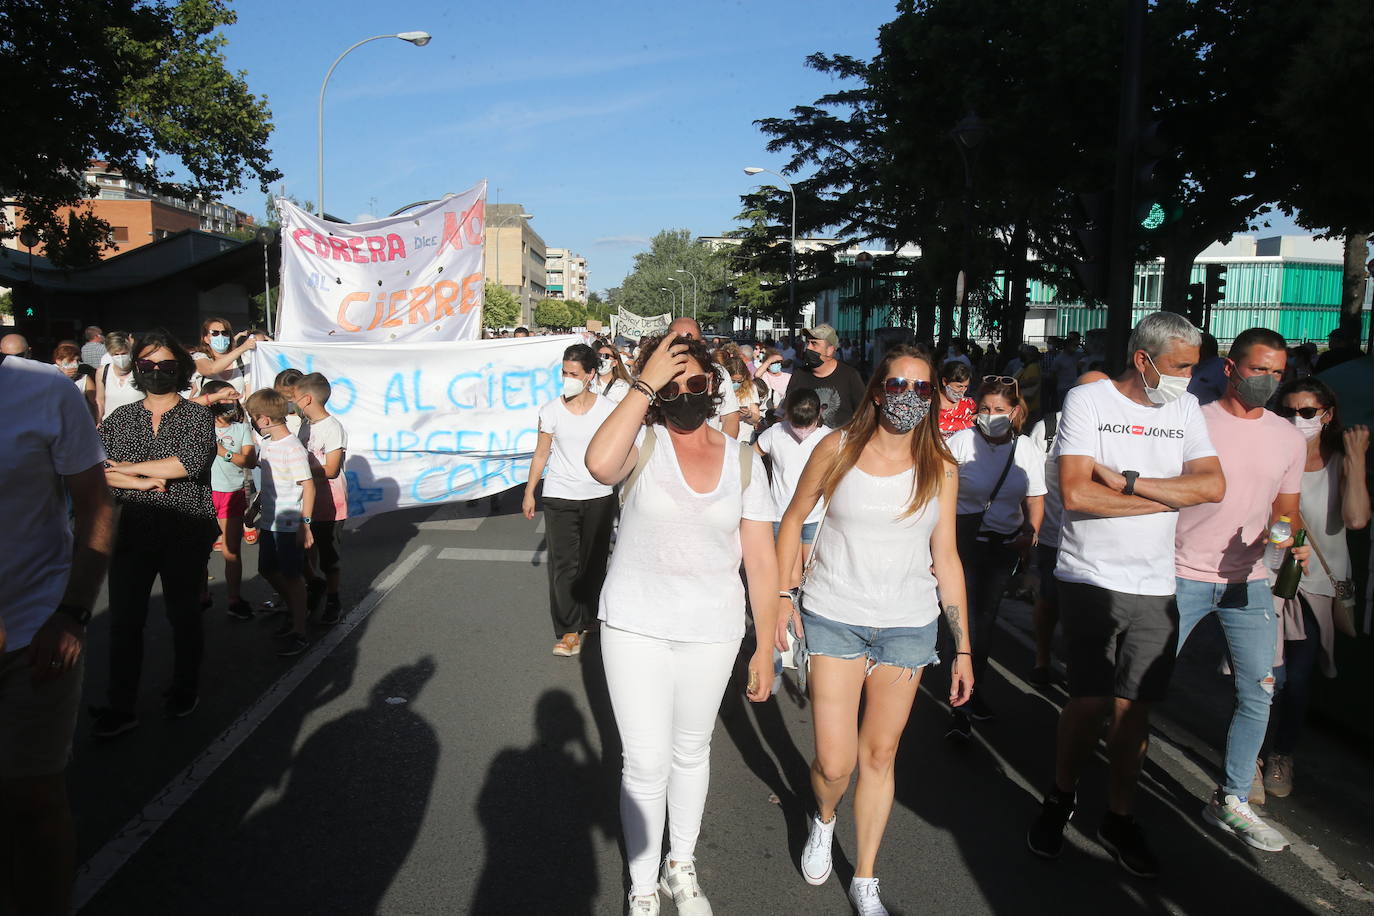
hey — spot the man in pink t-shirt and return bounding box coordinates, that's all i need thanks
[1174,328,1308,853]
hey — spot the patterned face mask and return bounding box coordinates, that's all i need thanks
[880,388,931,433]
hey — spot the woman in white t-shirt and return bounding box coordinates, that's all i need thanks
[774,345,970,916]
[190,317,257,395]
[726,355,765,442]
[945,377,1046,735]
[755,388,830,579]
[522,343,618,657]
[591,339,633,402]
[96,331,143,422]
[53,341,98,421]
[585,333,777,916]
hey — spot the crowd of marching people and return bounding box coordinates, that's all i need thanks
[3,309,1372,915]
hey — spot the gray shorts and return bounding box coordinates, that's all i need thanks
[0,647,84,779]
[1058,580,1178,702]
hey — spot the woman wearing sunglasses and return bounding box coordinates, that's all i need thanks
[773,345,971,916]
[585,333,777,916]
[592,339,633,402]
[943,376,1045,739]
[190,317,257,395]
[1261,378,1369,798]
[90,329,219,737]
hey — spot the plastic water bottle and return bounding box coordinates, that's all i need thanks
[1265,516,1293,570]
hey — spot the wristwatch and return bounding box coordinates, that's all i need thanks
[302,516,313,525]
[54,602,92,626]
[1121,470,1140,496]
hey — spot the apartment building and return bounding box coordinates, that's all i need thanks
[484,203,547,326]
[544,248,587,301]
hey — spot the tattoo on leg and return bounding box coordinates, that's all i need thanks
[944,602,964,648]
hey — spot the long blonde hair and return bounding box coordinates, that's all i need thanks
[818,344,953,517]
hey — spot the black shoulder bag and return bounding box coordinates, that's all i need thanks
[955,440,1019,546]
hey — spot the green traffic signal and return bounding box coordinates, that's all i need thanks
[1139,202,1166,230]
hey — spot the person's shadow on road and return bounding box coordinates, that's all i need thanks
[470,688,612,915]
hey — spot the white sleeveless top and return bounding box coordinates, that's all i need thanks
[599,425,773,643]
[1299,458,1349,597]
[803,464,941,629]
[100,366,143,419]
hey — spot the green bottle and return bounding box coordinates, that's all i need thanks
[1272,529,1307,600]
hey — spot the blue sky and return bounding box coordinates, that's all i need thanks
[218,0,901,292]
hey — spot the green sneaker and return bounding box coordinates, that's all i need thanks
[1203,791,1288,852]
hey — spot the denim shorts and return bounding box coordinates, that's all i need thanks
[798,605,940,682]
[773,520,820,545]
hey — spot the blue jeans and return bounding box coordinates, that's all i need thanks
[1175,577,1278,800]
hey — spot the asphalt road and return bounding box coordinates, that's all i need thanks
[43,494,1374,915]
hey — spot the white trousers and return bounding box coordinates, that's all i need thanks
[601,625,740,896]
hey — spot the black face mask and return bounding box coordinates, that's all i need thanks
[798,348,823,370]
[211,402,239,419]
[137,369,179,395]
[661,391,713,431]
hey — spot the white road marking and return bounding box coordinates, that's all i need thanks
[417,517,487,531]
[535,515,545,534]
[73,545,434,911]
[438,546,546,565]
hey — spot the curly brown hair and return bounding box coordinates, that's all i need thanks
[634,333,724,427]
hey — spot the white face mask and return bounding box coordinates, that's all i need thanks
[58,361,78,371]
[561,376,586,399]
[977,413,1013,438]
[598,357,614,375]
[1142,353,1190,405]
[1291,415,1325,441]
[111,353,132,371]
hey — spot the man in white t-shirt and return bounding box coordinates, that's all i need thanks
[0,354,115,914]
[1027,312,1224,879]
[667,317,740,438]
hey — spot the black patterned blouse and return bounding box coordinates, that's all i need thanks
[100,397,216,535]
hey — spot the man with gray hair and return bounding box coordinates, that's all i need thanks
[1027,311,1225,878]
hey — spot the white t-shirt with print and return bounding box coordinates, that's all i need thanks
[947,428,1048,535]
[754,423,832,524]
[0,356,107,650]
[1053,379,1216,596]
[537,394,616,501]
[302,414,349,521]
[256,432,312,532]
[599,426,773,643]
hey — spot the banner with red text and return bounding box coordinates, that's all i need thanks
[276,182,487,343]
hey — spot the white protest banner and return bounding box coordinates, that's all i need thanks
[251,336,574,520]
[276,182,487,343]
[615,307,671,340]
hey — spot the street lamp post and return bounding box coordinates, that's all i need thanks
[660,285,679,316]
[950,111,988,347]
[318,31,431,219]
[744,166,797,344]
[674,268,699,322]
[665,276,685,317]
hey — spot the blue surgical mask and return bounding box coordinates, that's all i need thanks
[210,335,230,354]
[767,363,782,374]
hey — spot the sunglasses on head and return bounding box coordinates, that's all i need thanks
[658,373,711,401]
[1276,405,1327,419]
[135,358,179,373]
[883,377,933,399]
[984,375,1018,387]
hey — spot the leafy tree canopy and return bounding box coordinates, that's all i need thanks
[482,282,521,329]
[534,298,571,329]
[614,229,729,322]
[0,0,281,265]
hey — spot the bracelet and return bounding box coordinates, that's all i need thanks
[778,590,795,601]
[630,380,656,400]
[955,651,972,656]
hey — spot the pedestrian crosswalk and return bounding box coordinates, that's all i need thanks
[438,546,546,564]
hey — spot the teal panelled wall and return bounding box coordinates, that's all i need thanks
[1055,305,1368,343]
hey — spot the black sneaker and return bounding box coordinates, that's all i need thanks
[944,709,972,741]
[1097,812,1160,879]
[226,599,254,620]
[90,707,140,739]
[272,619,297,638]
[164,691,199,719]
[306,578,326,613]
[967,694,995,721]
[1027,787,1076,859]
[277,634,309,657]
[320,596,342,625]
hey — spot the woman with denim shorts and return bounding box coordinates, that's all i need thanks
[774,345,973,916]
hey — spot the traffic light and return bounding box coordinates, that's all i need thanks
[1205,263,1228,305]
[1070,191,1112,303]
[1133,120,1182,233]
[1185,282,1205,325]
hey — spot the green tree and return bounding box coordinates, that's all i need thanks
[562,299,588,328]
[585,291,611,325]
[483,282,520,329]
[616,229,728,321]
[534,298,571,329]
[0,0,280,266]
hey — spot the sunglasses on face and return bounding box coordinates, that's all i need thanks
[658,373,711,401]
[1276,405,1328,419]
[883,377,933,399]
[135,359,179,373]
[207,329,230,337]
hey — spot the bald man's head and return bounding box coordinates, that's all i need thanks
[667,317,702,341]
[0,333,30,357]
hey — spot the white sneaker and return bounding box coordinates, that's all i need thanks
[1203,790,1289,852]
[659,858,712,915]
[848,877,890,916]
[801,812,837,885]
[628,892,660,915]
